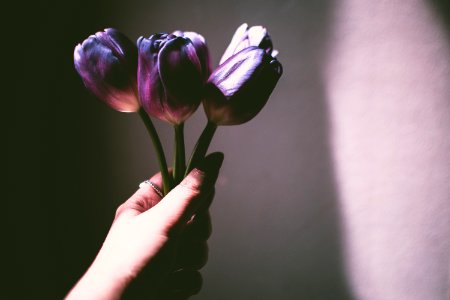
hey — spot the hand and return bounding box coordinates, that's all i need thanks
[66,152,224,300]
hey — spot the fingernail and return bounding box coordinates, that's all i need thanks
[196,152,224,172]
[194,152,224,187]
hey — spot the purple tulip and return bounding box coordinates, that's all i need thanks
[203,24,282,125]
[138,32,210,125]
[74,28,139,112]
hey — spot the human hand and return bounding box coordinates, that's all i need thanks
[66,152,224,300]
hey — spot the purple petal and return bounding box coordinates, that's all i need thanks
[158,37,203,123]
[180,31,211,80]
[103,28,138,71]
[137,36,168,121]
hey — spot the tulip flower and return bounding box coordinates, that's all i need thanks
[137,32,210,125]
[186,24,282,174]
[138,31,211,183]
[204,23,282,126]
[74,28,139,112]
[204,46,282,125]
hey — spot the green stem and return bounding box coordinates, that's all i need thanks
[173,123,186,185]
[185,121,218,176]
[138,108,172,195]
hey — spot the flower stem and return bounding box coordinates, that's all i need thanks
[185,121,218,176]
[138,108,172,195]
[173,123,186,185]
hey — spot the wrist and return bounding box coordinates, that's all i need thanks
[66,250,133,300]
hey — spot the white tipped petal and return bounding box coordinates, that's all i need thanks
[219,23,249,64]
[247,26,266,46]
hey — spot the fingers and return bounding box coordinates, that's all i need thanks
[185,211,212,240]
[114,172,165,220]
[143,152,224,237]
[176,240,209,270]
[193,189,215,216]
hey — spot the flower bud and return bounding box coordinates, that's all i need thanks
[204,24,282,126]
[138,31,210,125]
[74,28,139,112]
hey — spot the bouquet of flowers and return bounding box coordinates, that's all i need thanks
[74,23,282,195]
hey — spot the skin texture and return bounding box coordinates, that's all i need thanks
[66,153,223,300]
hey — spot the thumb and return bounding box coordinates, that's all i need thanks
[142,152,224,237]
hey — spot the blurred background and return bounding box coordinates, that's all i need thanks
[8,0,449,299]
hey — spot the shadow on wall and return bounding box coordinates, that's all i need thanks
[244,1,356,299]
[431,0,450,38]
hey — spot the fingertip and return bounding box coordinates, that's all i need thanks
[178,152,224,195]
[188,152,224,191]
[195,152,224,174]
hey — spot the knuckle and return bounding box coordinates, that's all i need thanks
[178,242,209,270]
[115,204,126,218]
[186,213,212,240]
[179,174,203,195]
[187,271,203,295]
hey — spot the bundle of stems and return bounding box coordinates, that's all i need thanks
[139,108,218,196]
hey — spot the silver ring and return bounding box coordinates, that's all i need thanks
[139,180,164,198]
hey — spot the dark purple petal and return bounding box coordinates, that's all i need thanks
[258,34,274,55]
[103,28,138,73]
[137,36,169,122]
[173,31,211,80]
[158,37,203,124]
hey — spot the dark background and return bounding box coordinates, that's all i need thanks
[7,0,449,299]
